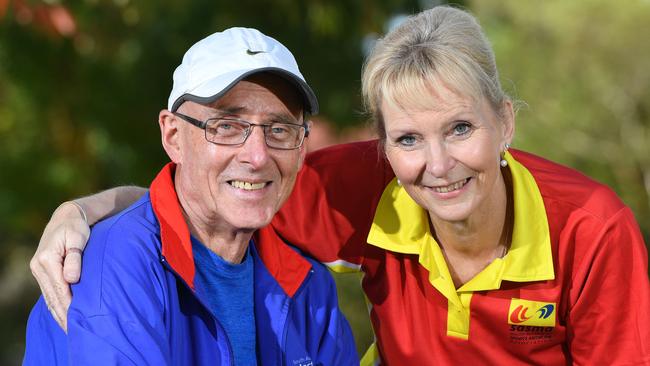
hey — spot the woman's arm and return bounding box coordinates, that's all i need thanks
[29,186,146,331]
[567,207,650,364]
[271,140,394,270]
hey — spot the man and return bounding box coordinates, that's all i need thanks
[24,27,358,365]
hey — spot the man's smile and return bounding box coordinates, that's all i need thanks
[228,180,269,191]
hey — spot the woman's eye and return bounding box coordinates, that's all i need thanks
[397,135,417,146]
[452,122,472,136]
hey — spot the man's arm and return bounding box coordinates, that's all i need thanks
[29,186,146,331]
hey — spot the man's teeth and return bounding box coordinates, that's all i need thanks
[230,181,266,191]
[434,179,468,193]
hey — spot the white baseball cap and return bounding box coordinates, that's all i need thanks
[168,27,318,114]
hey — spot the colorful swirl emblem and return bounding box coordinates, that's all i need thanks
[508,299,556,327]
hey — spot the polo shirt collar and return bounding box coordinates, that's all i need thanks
[367,150,554,299]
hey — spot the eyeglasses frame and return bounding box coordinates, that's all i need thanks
[172,111,310,150]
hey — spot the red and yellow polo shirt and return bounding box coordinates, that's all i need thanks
[272,140,650,365]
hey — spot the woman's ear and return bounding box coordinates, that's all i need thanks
[501,100,515,145]
[159,110,183,163]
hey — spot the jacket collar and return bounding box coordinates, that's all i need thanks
[149,163,311,297]
[366,150,554,304]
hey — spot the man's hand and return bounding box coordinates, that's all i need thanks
[30,201,90,332]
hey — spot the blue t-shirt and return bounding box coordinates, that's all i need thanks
[191,237,257,365]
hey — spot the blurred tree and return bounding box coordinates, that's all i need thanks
[473,0,650,240]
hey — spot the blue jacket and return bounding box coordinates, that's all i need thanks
[24,164,358,365]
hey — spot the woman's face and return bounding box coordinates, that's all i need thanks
[382,85,513,224]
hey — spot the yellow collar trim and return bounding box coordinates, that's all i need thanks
[367,151,554,298]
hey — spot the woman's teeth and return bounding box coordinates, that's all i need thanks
[434,178,469,193]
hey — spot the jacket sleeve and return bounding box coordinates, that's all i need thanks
[566,207,650,364]
[316,259,359,365]
[283,259,360,366]
[66,218,171,365]
[23,298,69,365]
[329,297,361,366]
[272,140,394,272]
[326,299,360,365]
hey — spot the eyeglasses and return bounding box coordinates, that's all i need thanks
[173,112,309,150]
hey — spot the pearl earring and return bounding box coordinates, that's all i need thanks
[397,179,402,186]
[500,143,510,168]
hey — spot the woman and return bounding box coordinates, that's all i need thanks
[31,6,650,365]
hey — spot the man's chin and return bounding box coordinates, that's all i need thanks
[227,212,275,232]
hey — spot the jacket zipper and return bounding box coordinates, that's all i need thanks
[160,256,236,366]
[280,268,314,365]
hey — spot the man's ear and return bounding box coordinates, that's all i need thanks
[159,110,183,163]
[297,120,313,168]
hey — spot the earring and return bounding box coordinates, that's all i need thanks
[500,143,510,167]
[397,178,402,186]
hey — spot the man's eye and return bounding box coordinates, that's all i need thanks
[217,123,233,131]
[214,120,246,135]
[270,125,290,135]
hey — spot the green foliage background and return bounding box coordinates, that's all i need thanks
[1,0,648,364]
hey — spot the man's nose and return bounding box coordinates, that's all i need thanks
[238,126,270,168]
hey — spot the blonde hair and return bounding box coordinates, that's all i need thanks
[362,6,510,140]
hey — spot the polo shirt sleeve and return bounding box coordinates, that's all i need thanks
[566,207,650,364]
[272,140,395,272]
[66,216,171,365]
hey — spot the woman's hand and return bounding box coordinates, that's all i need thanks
[30,201,90,332]
[29,186,147,330]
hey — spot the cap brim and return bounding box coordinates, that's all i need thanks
[170,67,319,115]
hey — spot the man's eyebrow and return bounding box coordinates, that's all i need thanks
[267,112,302,125]
[209,107,302,124]
[208,106,245,117]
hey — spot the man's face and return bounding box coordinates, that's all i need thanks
[171,73,306,235]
